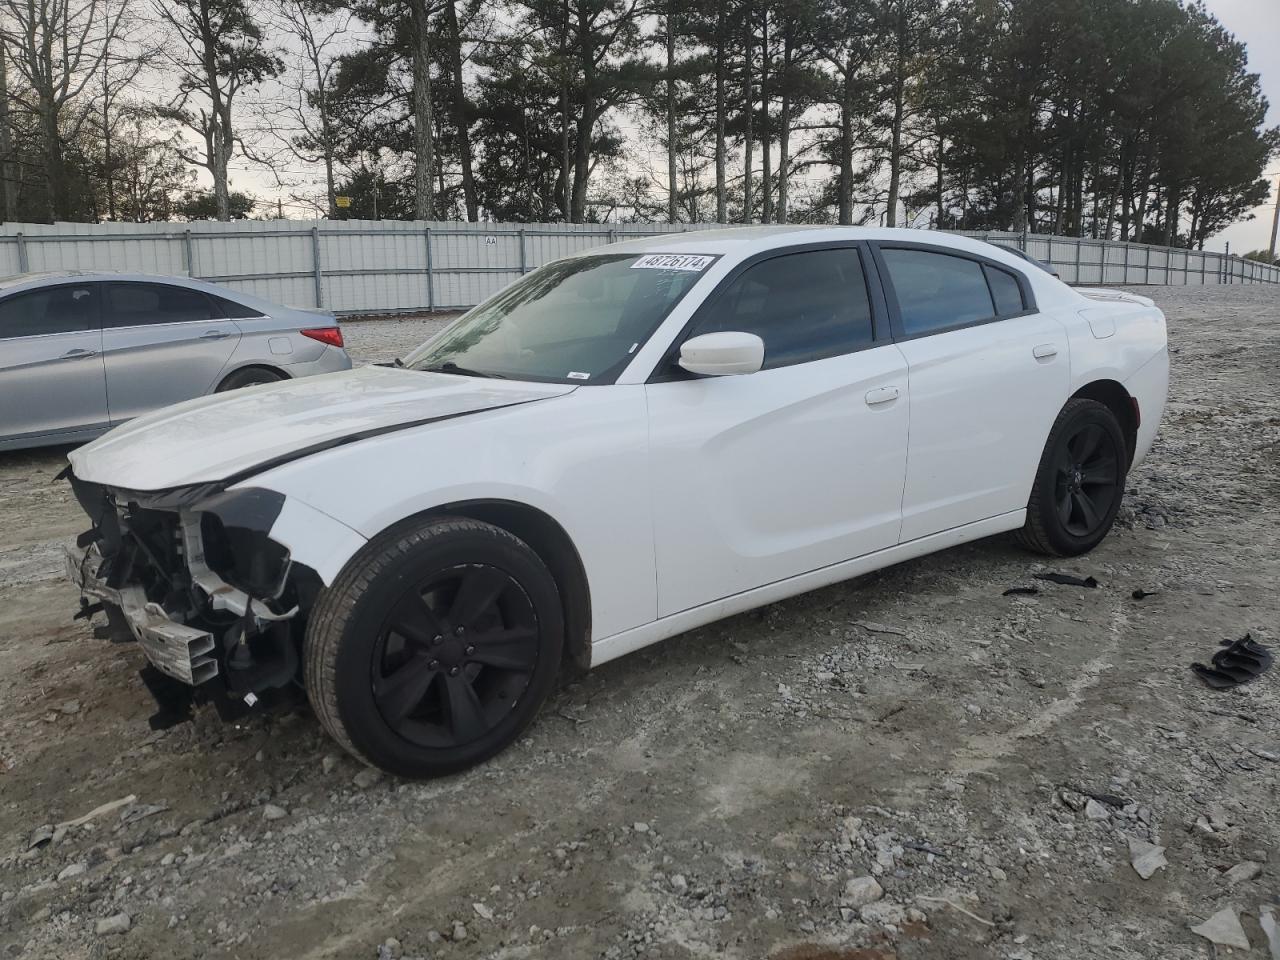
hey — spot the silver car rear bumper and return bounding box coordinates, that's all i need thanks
[65,545,218,686]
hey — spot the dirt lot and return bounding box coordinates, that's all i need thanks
[1,287,1277,960]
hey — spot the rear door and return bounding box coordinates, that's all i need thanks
[871,244,1070,541]
[0,283,107,445]
[100,281,242,422]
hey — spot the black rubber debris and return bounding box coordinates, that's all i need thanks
[1003,586,1040,596]
[1131,589,1159,600]
[1192,634,1273,690]
[1034,572,1099,588]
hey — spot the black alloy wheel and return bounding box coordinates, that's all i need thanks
[305,516,564,779]
[371,563,540,749]
[1053,421,1121,538]
[1017,397,1129,556]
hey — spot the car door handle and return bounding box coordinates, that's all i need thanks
[59,348,98,360]
[1032,344,1058,360]
[200,330,231,341]
[865,386,900,406]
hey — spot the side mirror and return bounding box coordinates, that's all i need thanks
[677,331,765,377]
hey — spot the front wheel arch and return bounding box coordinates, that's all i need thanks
[359,500,592,674]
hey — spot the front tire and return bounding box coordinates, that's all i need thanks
[304,517,564,779]
[1016,398,1128,557]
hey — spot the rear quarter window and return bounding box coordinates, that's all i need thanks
[984,265,1026,316]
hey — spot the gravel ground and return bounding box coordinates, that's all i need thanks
[0,287,1277,960]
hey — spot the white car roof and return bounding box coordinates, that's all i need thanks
[593,226,1081,306]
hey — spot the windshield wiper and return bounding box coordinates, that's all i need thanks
[421,361,506,379]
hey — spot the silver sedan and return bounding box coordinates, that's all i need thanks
[0,272,352,451]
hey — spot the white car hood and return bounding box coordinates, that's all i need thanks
[69,365,576,491]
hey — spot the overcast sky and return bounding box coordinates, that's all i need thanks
[1200,0,1278,253]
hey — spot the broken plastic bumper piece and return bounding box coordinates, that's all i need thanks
[64,544,218,686]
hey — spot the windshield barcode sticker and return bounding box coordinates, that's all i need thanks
[631,254,714,272]
[567,371,591,380]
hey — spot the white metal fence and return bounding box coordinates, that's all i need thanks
[0,219,1275,315]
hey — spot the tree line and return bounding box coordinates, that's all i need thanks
[0,0,1275,249]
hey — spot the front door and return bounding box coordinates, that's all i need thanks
[645,246,910,618]
[101,281,242,422]
[0,282,107,445]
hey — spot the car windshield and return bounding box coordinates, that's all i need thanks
[403,253,714,384]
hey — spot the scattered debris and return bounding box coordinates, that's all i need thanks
[119,802,168,827]
[353,769,383,790]
[57,794,138,830]
[1002,586,1040,596]
[27,824,54,850]
[472,902,494,921]
[916,895,995,927]
[1033,572,1099,588]
[1192,634,1273,689]
[262,804,288,822]
[1223,861,1263,886]
[1128,837,1168,880]
[1131,589,1159,600]
[852,620,908,637]
[1190,907,1250,950]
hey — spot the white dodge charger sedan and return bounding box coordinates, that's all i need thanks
[64,227,1168,778]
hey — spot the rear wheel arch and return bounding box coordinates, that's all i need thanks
[216,364,290,392]
[1071,379,1137,466]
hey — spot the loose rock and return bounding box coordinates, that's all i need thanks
[843,875,884,907]
[1190,907,1250,950]
[95,913,131,936]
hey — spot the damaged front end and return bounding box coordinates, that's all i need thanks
[66,474,323,729]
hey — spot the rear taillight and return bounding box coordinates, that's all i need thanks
[1130,395,1141,430]
[301,327,344,348]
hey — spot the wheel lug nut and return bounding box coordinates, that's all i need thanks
[465,645,475,655]
[454,626,465,636]
[432,635,443,645]
[448,666,460,676]
[428,659,439,669]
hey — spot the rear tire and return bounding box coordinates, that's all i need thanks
[1016,398,1128,557]
[304,516,563,779]
[216,367,285,392]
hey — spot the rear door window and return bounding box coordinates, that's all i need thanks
[103,282,215,327]
[686,247,875,369]
[0,285,98,338]
[880,249,996,336]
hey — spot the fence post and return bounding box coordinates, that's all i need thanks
[1145,246,1151,284]
[424,226,435,312]
[518,228,527,274]
[15,232,28,273]
[183,230,195,277]
[1074,238,1082,284]
[310,226,324,308]
[1122,242,1130,284]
